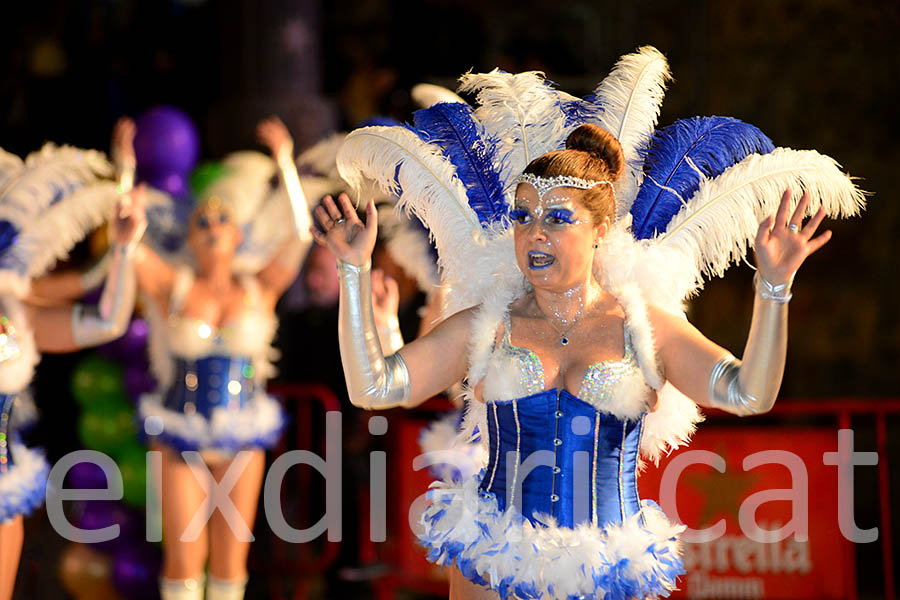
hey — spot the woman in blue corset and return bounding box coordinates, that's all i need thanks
[117,116,313,600]
[314,119,845,599]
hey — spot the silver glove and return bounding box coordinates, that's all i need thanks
[338,259,410,409]
[707,274,789,416]
[71,243,136,347]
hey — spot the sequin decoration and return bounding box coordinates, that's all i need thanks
[0,394,14,474]
[579,358,638,407]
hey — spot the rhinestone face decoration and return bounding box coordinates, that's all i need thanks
[514,173,613,198]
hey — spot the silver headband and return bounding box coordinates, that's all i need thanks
[514,173,613,197]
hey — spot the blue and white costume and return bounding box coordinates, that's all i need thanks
[0,143,122,523]
[0,300,48,524]
[420,308,685,599]
[335,46,863,599]
[140,267,284,453]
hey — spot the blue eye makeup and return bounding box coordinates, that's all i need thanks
[546,209,576,225]
[509,208,531,224]
[218,213,228,224]
[197,215,210,229]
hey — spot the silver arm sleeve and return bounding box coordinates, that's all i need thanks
[338,259,410,409]
[707,274,790,416]
[377,314,405,355]
[71,244,136,347]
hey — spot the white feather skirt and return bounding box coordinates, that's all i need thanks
[0,442,49,523]
[138,391,285,453]
[419,473,685,600]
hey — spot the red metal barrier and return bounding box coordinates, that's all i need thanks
[704,398,900,600]
[255,382,342,600]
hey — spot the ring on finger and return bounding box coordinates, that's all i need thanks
[334,217,346,225]
[788,223,800,233]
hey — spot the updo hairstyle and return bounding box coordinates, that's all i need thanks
[522,124,625,225]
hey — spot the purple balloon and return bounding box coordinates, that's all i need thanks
[144,171,189,200]
[134,105,200,179]
[65,461,109,489]
[112,543,162,600]
[98,318,149,365]
[74,501,142,553]
[124,364,157,401]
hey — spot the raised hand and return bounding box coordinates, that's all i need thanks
[755,189,832,284]
[371,268,400,329]
[111,184,147,247]
[312,193,377,267]
[111,117,136,167]
[256,115,293,157]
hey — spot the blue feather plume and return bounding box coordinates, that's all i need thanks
[410,102,508,227]
[630,116,774,239]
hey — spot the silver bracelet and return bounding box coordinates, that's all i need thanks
[754,272,793,304]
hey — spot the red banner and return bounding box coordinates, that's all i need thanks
[639,427,851,599]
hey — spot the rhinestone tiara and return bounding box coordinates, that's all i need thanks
[514,173,613,197]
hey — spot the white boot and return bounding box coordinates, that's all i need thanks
[205,575,248,600]
[159,576,204,600]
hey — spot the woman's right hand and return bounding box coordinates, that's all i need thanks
[111,117,136,167]
[312,193,377,267]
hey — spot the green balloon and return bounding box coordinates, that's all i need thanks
[116,442,148,507]
[77,406,136,455]
[71,356,126,407]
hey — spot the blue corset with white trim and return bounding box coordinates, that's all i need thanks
[0,393,14,473]
[164,356,257,418]
[480,388,643,529]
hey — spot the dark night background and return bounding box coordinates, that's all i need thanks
[2,1,898,599]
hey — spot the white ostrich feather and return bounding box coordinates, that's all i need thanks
[658,148,866,297]
[591,46,671,218]
[16,182,119,281]
[458,70,571,190]
[201,151,276,226]
[411,83,466,108]
[337,126,493,310]
[298,133,347,181]
[0,144,113,228]
[381,207,441,295]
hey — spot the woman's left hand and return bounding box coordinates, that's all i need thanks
[256,115,293,157]
[755,189,832,284]
[111,185,147,247]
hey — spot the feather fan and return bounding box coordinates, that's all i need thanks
[658,148,866,293]
[631,116,774,239]
[589,46,671,217]
[337,126,483,300]
[458,70,571,190]
[0,144,113,228]
[410,103,508,225]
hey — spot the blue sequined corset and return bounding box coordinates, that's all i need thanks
[480,389,643,529]
[0,393,15,473]
[164,356,257,418]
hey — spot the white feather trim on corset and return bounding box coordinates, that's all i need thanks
[11,392,39,431]
[641,383,704,468]
[590,46,671,219]
[138,392,284,451]
[658,148,866,298]
[420,475,684,599]
[0,443,50,522]
[0,297,38,394]
[418,411,488,482]
[458,70,572,192]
